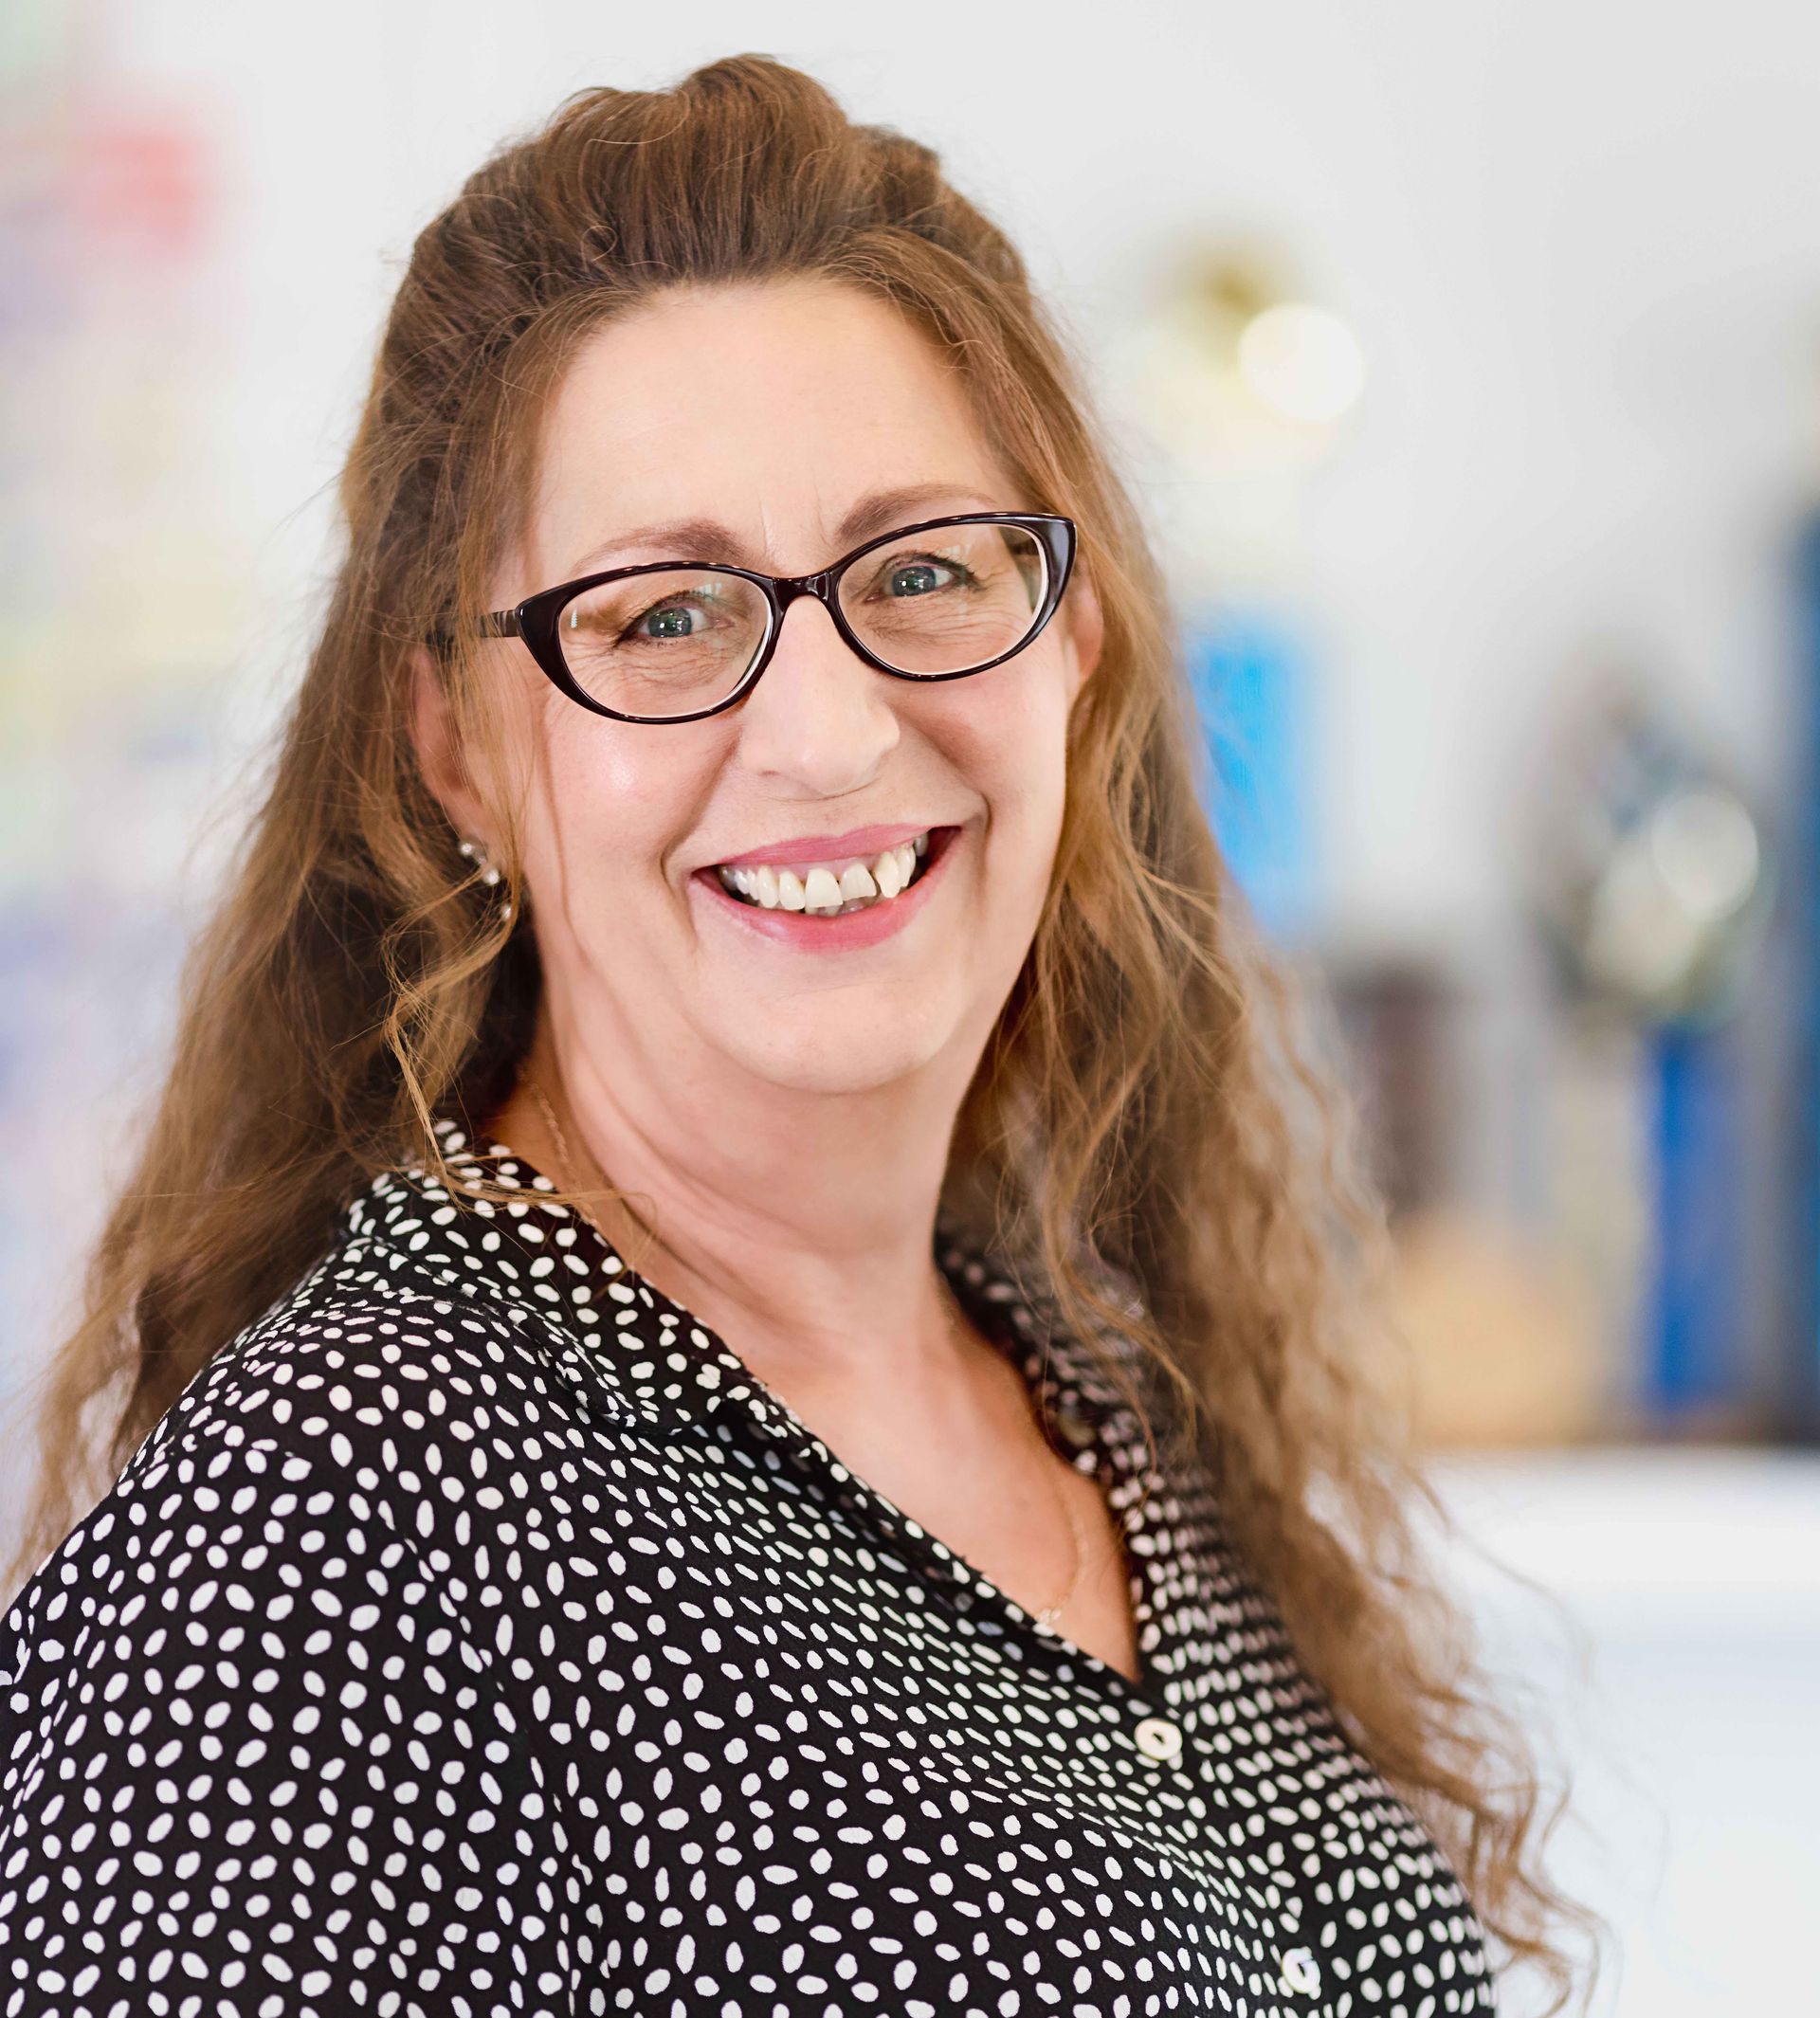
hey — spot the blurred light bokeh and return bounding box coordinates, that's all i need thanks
[4,6,1816,2012]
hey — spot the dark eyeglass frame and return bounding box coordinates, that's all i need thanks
[427,510,1078,725]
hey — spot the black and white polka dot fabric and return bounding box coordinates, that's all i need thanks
[1,1118,1497,2016]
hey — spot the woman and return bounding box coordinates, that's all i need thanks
[0,54,1585,2017]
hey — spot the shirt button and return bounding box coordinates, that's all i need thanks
[1279,1947,1320,1995]
[1132,1715,1183,1764]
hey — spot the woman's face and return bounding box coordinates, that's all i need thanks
[445,276,1101,1105]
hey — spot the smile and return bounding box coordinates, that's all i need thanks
[714,829,933,916]
[692,825,963,952]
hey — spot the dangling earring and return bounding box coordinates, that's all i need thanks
[457,835,516,924]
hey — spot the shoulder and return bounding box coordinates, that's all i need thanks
[140,1133,683,1495]
[0,1218,592,1718]
[136,1230,593,1491]
[0,1188,640,1672]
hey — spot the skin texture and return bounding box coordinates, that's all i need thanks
[412,277,1133,1668]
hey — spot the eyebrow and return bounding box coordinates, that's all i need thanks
[561,482,1012,578]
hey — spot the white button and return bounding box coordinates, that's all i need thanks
[1132,1715,1183,1763]
[1279,1947,1320,1995]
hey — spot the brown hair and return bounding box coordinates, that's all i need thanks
[9,52,1596,2008]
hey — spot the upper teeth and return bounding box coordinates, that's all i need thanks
[716,830,934,914]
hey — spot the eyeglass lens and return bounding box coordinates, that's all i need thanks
[555,518,1049,719]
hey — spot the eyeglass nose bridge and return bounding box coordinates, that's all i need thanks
[771,566,842,609]
[744,566,863,682]
[719,570,871,740]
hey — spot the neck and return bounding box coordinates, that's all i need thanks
[491,1001,984,1400]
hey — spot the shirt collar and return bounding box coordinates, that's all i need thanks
[340,1113,1156,1465]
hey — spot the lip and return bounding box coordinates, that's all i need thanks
[690,824,963,954]
[708,821,937,871]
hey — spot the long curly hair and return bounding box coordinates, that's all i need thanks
[8,51,1596,2009]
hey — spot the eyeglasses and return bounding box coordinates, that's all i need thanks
[428,511,1077,725]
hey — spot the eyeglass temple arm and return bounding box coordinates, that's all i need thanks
[428,610,523,646]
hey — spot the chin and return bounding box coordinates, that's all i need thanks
[712,1009,952,1098]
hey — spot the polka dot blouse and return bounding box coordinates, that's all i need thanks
[1,1118,1498,2016]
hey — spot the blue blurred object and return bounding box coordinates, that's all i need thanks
[1183,601,1319,944]
[1787,509,1820,1434]
[1528,675,1773,1426]
[1644,1022,1741,1414]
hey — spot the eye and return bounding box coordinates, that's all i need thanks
[859,550,978,604]
[561,581,740,645]
[629,597,713,642]
[887,557,965,597]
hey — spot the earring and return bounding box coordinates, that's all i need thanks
[457,835,516,924]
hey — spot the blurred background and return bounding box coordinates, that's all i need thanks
[3,4,1816,2011]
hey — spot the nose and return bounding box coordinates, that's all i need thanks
[730,591,901,792]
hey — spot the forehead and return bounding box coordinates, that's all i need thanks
[524,277,1018,580]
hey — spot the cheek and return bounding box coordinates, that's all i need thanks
[531,708,723,896]
[967,659,1074,827]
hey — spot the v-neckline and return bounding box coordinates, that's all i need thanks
[415,1116,1177,1708]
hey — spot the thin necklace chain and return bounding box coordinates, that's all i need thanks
[521,1068,1087,1628]
[933,1270,1087,1627]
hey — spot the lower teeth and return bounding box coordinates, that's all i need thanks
[796,876,917,917]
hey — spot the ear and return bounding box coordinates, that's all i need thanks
[1063,564,1105,705]
[409,645,489,841]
